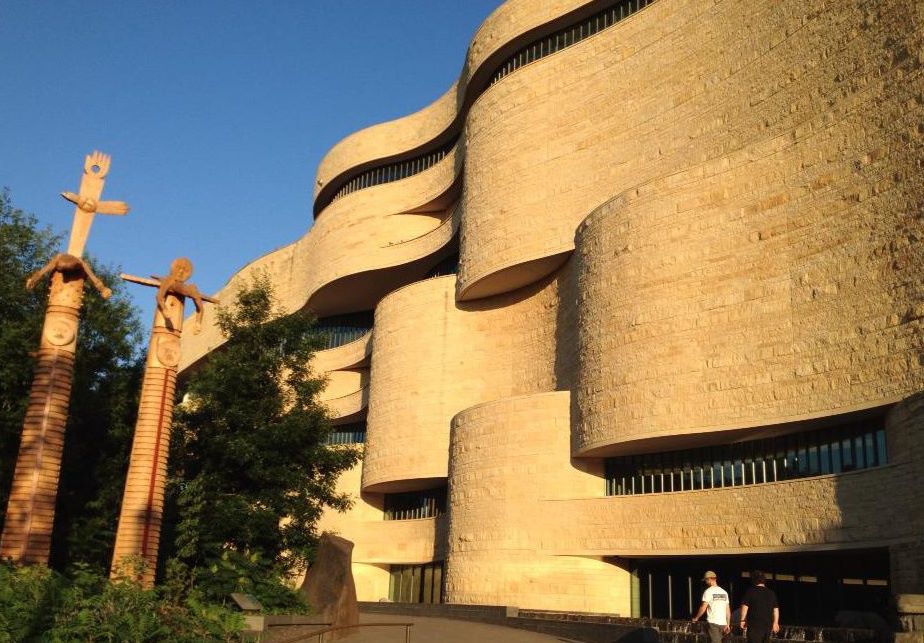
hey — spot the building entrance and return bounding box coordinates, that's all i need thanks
[388,561,445,604]
[629,549,890,626]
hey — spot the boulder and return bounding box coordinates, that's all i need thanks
[299,533,359,639]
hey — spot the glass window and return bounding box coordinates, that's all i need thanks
[808,444,819,475]
[384,487,447,520]
[875,429,887,466]
[605,415,887,495]
[324,421,367,445]
[855,434,867,469]
[842,437,855,471]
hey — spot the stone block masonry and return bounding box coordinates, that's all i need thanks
[180,0,924,619]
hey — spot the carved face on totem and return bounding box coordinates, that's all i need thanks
[170,258,193,282]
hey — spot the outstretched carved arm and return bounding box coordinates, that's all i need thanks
[25,253,112,299]
[155,279,172,319]
[61,191,130,215]
[25,259,60,291]
[79,259,113,299]
[190,292,205,334]
[169,283,219,334]
[152,280,210,332]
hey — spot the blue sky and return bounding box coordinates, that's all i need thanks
[0,0,500,324]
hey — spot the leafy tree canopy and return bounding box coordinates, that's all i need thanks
[168,273,359,603]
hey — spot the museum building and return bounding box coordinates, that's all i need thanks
[179,0,924,625]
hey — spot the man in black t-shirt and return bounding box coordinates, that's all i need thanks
[739,571,780,643]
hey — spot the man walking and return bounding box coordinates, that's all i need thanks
[692,571,731,643]
[740,571,780,643]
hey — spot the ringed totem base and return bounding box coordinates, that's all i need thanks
[0,272,84,564]
[110,294,183,586]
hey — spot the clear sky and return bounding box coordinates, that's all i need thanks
[0,0,501,324]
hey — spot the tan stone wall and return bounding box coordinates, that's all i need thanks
[572,39,924,452]
[179,242,296,372]
[311,331,371,374]
[549,398,923,560]
[577,11,924,452]
[319,368,369,423]
[295,147,459,312]
[549,465,914,557]
[354,516,448,566]
[315,455,388,601]
[353,563,390,603]
[179,151,459,371]
[313,0,598,201]
[446,391,630,613]
[317,455,382,530]
[320,369,367,401]
[885,393,924,595]
[314,84,461,201]
[317,456,447,599]
[363,275,562,492]
[177,0,924,614]
[458,0,924,301]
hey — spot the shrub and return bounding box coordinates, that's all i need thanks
[166,552,309,614]
[0,562,243,642]
[48,579,242,642]
[0,561,66,642]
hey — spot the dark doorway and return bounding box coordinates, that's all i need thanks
[388,561,445,604]
[631,549,890,625]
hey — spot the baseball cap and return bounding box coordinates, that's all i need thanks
[702,571,717,580]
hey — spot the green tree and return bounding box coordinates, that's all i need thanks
[0,189,144,572]
[168,274,359,604]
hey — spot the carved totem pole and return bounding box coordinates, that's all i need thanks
[0,152,130,564]
[111,258,217,586]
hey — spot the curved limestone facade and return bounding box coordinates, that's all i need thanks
[181,0,924,621]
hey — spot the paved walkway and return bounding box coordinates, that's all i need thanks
[267,612,582,643]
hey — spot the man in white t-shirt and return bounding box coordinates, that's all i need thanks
[692,571,731,643]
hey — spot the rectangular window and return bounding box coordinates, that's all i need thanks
[842,437,855,470]
[384,487,447,520]
[875,429,887,466]
[831,436,842,472]
[808,443,819,475]
[605,414,886,495]
[855,433,867,469]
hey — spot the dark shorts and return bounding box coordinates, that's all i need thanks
[707,623,726,643]
[746,627,771,643]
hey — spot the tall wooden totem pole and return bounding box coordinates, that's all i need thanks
[111,258,217,586]
[0,152,129,564]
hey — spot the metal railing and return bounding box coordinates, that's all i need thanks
[277,622,414,643]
